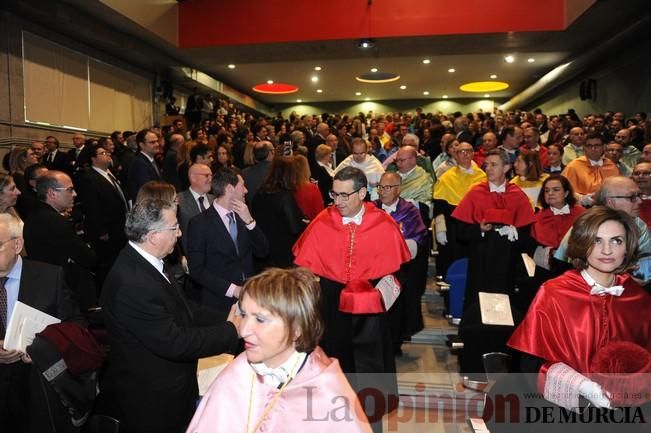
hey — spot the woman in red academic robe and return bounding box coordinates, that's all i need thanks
[509,207,651,413]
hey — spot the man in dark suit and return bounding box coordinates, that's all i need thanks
[126,129,161,202]
[15,163,47,220]
[177,163,214,253]
[78,145,128,289]
[65,133,87,176]
[241,140,274,205]
[43,136,69,173]
[0,213,81,433]
[100,198,239,433]
[307,121,329,166]
[187,167,269,313]
[23,171,96,310]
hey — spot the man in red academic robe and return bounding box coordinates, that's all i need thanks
[293,167,410,431]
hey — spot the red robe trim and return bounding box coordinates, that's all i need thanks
[451,181,535,227]
[508,270,651,392]
[292,202,410,284]
[530,205,586,249]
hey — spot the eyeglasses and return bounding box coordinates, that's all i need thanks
[157,223,180,232]
[378,184,399,192]
[329,188,362,201]
[608,192,642,203]
[54,186,75,193]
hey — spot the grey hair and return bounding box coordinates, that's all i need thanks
[0,213,24,238]
[125,199,174,243]
[402,133,420,147]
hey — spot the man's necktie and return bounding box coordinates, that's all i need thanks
[107,173,128,210]
[0,277,8,335]
[227,212,239,254]
[198,196,207,212]
[152,160,161,177]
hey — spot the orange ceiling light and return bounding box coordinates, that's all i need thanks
[252,83,299,94]
[459,81,509,92]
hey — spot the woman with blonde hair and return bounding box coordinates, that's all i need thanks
[293,155,324,220]
[187,267,371,433]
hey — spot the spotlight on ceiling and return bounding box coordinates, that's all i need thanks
[311,76,319,83]
[358,40,374,49]
[527,58,535,63]
[314,66,322,71]
[423,91,430,96]
[490,74,497,79]
[296,99,302,103]
[504,55,515,63]
[355,92,362,96]
[400,85,407,90]
[422,59,431,64]
[448,68,456,73]
[227,64,235,69]
[442,95,449,99]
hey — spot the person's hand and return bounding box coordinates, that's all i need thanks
[231,199,253,224]
[479,220,493,232]
[21,353,32,364]
[435,231,448,245]
[226,304,241,336]
[579,379,612,409]
[0,341,23,364]
[579,194,594,207]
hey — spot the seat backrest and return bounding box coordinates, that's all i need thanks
[446,258,468,280]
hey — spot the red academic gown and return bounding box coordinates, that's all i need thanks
[293,202,410,421]
[530,205,586,249]
[451,181,535,309]
[508,270,651,392]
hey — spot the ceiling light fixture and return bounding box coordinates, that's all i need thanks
[296,99,302,103]
[448,68,456,73]
[311,76,319,83]
[400,85,407,90]
[316,89,323,93]
[252,83,299,94]
[267,80,274,84]
[227,64,235,69]
[422,59,431,64]
[355,92,362,96]
[459,81,509,92]
[527,58,535,63]
[355,72,400,84]
[370,68,378,73]
[314,66,322,71]
[490,74,497,79]
[504,55,515,63]
[358,40,374,49]
[423,91,430,96]
[365,97,371,101]
[484,94,491,98]
[442,95,449,99]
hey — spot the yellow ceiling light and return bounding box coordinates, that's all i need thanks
[459,81,509,93]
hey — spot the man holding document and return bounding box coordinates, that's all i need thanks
[0,213,81,432]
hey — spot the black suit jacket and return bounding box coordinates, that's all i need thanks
[312,163,334,206]
[177,189,214,253]
[100,244,238,433]
[187,206,269,311]
[241,160,271,205]
[126,152,161,201]
[0,259,80,433]
[78,169,127,245]
[43,150,69,172]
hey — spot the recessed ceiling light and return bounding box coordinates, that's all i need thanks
[227,64,235,69]
[311,76,319,83]
[365,97,371,101]
[504,55,515,63]
[484,94,491,98]
[490,74,497,79]
[296,99,302,103]
[267,80,274,84]
[359,40,374,49]
[314,66,322,71]
[355,92,362,96]
[448,68,456,73]
[423,91,430,96]
[370,68,378,73]
[422,59,431,64]
[527,58,535,63]
[442,95,449,99]
[400,85,407,90]
[316,89,323,93]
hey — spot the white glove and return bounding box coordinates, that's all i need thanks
[495,225,518,242]
[579,194,594,207]
[375,275,401,311]
[436,231,448,246]
[533,246,552,270]
[405,239,418,259]
[579,379,612,409]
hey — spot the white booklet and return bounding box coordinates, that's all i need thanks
[478,292,514,326]
[3,301,61,351]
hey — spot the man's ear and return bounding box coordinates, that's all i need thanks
[359,186,368,200]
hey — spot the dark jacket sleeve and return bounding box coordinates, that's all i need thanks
[186,217,232,299]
